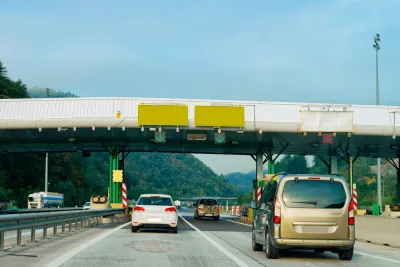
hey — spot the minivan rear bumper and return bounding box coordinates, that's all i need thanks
[273,238,355,249]
[272,224,355,250]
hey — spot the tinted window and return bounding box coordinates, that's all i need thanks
[282,180,346,209]
[138,197,172,206]
[199,199,218,205]
[28,197,34,201]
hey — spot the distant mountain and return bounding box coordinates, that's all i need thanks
[224,171,256,194]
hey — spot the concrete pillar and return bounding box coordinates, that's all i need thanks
[330,156,338,174]
[397,164,400,202]
[256,152,263,181]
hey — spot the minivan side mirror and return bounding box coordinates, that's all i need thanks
[250,200,257,209]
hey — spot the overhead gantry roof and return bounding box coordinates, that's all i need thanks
[0,97,399,158]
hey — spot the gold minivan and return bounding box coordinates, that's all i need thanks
[251,173,355,260]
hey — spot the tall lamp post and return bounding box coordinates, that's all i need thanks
[373,34,382,213]
[45,88,50,193]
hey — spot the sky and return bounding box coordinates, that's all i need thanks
[1,0,399,174]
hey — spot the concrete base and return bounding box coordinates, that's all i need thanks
[110,203,123,208]
[396,184,400,202]
[90,203,112,209]
[102,214,129,224]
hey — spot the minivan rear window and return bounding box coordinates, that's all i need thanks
[282,180,346,209]
[137,197,172,206]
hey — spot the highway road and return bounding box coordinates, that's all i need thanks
[1,209,399,267]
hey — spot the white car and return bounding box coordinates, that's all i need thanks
[132,194,178,233]
[83,202,90,210]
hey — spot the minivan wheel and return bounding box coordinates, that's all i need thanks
[252,229,263,251]
[131,226,138,233]
[265,231,279,259]
[338,247,353,261]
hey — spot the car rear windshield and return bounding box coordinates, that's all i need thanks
[137,197,172,206]
[282,179,346,209]
[199,199,218,205]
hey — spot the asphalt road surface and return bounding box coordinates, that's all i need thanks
[1,209,400,267]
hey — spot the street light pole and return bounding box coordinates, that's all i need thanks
[45,88,50,193]
[373,34,382,213]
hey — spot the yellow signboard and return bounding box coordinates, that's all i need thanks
[138,104,188,126]
[112,170,123,183]
[194,106,245,127]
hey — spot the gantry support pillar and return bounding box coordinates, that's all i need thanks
[109,148,129,207]
[251,144,288,203]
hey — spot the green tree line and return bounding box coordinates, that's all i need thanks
[236,155,398,206]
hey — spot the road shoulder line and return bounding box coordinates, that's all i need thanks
[44,222,131,267]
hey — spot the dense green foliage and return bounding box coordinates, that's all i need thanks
[0,61,237,208]
[234,155,398,206]
[28,87,78,98]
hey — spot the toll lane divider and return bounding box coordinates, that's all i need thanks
[355,216,400,248]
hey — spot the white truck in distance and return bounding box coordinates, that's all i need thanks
[174,200,181,209]
[28,192,64,208]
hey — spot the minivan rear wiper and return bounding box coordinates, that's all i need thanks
[292,201,317,205]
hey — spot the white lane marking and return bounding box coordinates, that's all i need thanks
[44,222,131,267]
[222,219,400,264]
[179,215,250,267]
[222,218,252,227]
[355,251,400,264]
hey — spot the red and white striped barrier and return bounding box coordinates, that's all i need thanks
[232,205,236,215]
[122,182,127,209]
[257,186,261,205]
[353,183,357,210]
[236,206,241,216]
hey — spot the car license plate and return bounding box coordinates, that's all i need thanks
[206,213,213,216]
[147,218,162,222]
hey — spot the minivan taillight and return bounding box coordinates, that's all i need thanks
[134,206,145,212]
[273,198,281,224]
[348,201,355,225]
[165,207,177,212]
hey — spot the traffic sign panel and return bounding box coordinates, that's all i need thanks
[214,132,226,144]
[112,170,123,183]
[154,131,166,143]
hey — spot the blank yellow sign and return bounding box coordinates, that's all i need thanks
[113,170,123,183]
[194,106,245,127]
[138,104,188,126]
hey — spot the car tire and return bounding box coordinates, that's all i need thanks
[172,227,178,234]
[265,231,279,259]
[194,214,199,220]
[131,226,138,233]
[338,247,353,261]
[252,228,263,251]
[213,216,220,220]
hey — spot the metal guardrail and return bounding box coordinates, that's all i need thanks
[0,207,83,215]
[0,208,124,251]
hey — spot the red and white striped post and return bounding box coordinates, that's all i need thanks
[352,183,357,210]
[257,186,261,205]
[122,183,127,211]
